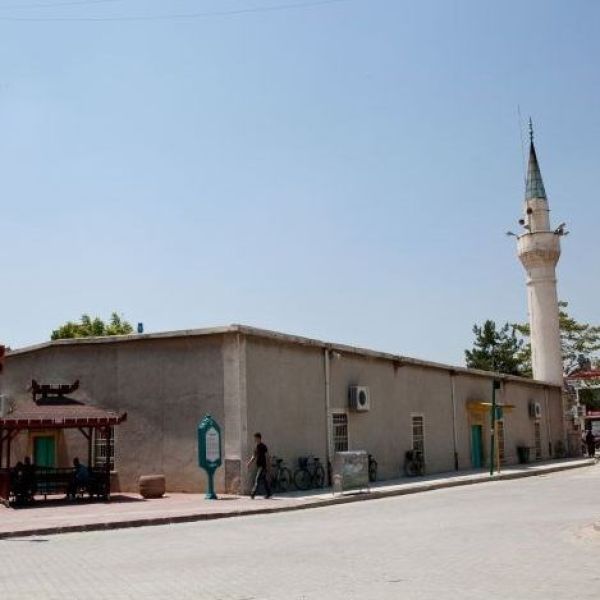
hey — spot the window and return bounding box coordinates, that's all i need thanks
[411,415,425,455]
[497,420,505,465]
[534,421,542,460]
[332,413,348,453]
[94,427,115,470]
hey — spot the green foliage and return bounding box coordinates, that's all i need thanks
[464,320,525,376]
[514,302,600,374]
[51,313,134,340]
[467,302,600,378]
[579,388,600,410]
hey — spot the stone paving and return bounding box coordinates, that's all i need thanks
[0,458,593,539]
[0,463,599,599]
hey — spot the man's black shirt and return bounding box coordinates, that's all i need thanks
[255,442,268,468]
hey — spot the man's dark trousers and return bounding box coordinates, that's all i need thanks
[251,466,272,498]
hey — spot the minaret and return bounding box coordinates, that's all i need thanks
[516,121,565,386]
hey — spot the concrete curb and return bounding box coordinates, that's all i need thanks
[0,459,594,540]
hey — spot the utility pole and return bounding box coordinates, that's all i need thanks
[490,342,496,476]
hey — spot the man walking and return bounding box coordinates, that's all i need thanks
[585,428,596,458]
[247,432,272,499]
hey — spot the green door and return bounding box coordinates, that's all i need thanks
[471,425,484,469]
[34,436,56,468]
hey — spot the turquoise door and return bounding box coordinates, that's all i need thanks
[34,436,56,468]
[471,425,484,469]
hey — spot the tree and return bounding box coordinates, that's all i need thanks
[464,320,525,376]
[514,302,600,375]
[51,313,133,340]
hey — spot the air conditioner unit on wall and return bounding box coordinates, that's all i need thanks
[528,401,542,419]
[349,386,370,412]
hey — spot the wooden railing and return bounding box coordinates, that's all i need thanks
[3,466,109,505]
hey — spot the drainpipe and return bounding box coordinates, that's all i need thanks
[324,348,332,470]
[450,371,459,471]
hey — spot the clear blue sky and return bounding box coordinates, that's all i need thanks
[1,0,598,365]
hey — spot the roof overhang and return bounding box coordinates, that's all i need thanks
[0,412,127,431]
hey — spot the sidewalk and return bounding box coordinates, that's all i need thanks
[0,458,594,540]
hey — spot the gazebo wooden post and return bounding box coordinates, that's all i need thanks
[87,427,93,468]
[6,430,12,470]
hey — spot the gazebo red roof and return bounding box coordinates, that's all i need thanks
[0,399,127,430]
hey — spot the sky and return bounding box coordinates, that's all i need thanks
[0,0,599,365]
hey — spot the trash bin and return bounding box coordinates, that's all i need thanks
[517,446,530,464]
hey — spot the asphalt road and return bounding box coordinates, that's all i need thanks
[1,464,599,599]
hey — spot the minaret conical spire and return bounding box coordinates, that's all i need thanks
[525,119,547,200]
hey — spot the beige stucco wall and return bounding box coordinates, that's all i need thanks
[0,335,225,493]
[244,337,327,491]
[453,374,563,469]
[242,335,566,485]
[327,357,457,478]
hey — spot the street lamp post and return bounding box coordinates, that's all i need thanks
[489,378,501,476]
[489,342,500,477]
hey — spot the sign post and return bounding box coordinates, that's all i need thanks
[198,415,222,500]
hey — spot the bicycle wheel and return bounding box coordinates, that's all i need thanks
[313,465,325,489]
[270,472,280,493]
[278,467,292,492]
[294,468,311,491]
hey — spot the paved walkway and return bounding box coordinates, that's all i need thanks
[2,463,600,600]
[0,458,593,539]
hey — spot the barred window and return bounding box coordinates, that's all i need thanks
[332,413,348,453]
[412,415,425,455]
[94,427,115,471]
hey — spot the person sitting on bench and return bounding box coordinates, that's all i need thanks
[67,457,90,499]
[21,456,36,502]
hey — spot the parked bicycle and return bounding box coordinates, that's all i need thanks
[293,456,325,491]
[270,456,292,493]
[403,449,424,477]
[368,454,378,482]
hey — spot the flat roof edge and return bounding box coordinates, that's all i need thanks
[6,326,238,356]
[232,325,561,389]
[6,323,561,389]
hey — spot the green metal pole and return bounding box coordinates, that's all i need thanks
[206,468,217,500]
[490,380,497,476]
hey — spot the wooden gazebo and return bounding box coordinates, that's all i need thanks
[0,380,127,505]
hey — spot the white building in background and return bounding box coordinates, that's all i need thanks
[517,122,566,386]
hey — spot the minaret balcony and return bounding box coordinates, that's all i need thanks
[517,232,561,269]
